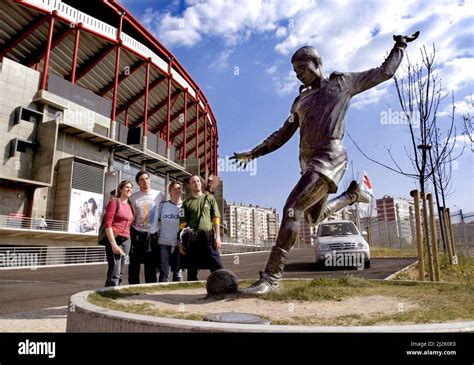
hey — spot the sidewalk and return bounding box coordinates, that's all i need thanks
[0,306,67,332]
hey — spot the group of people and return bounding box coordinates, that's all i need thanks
[102,171,223,287]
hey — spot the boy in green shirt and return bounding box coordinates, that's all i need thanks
[179,175,223,281]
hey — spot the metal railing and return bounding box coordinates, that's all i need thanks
[0,215,92,234]
[0,246,107,270]
[0,242,272,270]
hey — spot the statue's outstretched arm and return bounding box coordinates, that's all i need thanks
[350,31,420,96]
[230,114,299,168]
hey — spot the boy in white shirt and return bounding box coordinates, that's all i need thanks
[158,181,183,282]
[128,171,165,284]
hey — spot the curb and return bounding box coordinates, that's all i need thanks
[67,281,474,333]
[384,260,419,281]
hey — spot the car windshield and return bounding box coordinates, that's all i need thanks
[319,223,358,237]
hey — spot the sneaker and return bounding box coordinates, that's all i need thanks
[239,272,277,295]
[346,180,370,204]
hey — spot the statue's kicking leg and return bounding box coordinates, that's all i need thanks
[304,180,370,225]
[240,171,329,295]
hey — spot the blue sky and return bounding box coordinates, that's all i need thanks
[120,0,473,214]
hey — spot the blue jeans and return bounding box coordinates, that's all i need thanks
[158,244,183,282]
[105,236,131,287]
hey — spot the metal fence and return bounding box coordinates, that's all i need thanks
[362,209,473,257]
[0,242,271,270]
[0,246,107,270]
[0,214,77,233]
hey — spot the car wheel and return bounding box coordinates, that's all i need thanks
[364,260,371,269]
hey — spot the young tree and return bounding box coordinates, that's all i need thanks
[349,44,460,279]
[462,111,473,152]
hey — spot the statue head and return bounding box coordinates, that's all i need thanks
[291,46,322,66]
[291,46,324,87]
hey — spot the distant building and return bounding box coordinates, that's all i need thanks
[224,202,279,246]
[299,218,315,246]
[374,195,415,247]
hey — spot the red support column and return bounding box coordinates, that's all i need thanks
[209,127,216,175]
[40,15,55,91]
[166,59,173,150]
[111,12,124,122]
[204,116,208,173]
[214,132,218,175]
[210,127,216,175]
[195,99,199,159]
[210,124,214,175]
[183,89,188,160]
[143,60,150,136]
[70,26,81,83]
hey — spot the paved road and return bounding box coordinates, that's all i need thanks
[0,248,415,317]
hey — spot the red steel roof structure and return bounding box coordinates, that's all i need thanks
[1,0,219,176]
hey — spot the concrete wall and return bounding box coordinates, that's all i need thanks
[53,158,73,222]
[0,183,29,217]
[31,120,58,184]
[55,132,109,165]
[0,58,41,181]
[37,89,111,136]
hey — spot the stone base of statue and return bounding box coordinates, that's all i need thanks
[66,274,473,333]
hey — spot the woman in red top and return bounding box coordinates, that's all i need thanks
[104,180,134,287]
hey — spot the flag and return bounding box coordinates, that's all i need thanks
[359,171,375,218]
[361,171,374,197]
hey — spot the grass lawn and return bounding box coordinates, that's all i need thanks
[88,276,473,326]
[394,252,474,285]
[370,246,417,258]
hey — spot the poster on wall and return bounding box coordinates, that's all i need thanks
[68,189,103,234]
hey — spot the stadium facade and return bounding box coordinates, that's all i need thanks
[0,0,220,246]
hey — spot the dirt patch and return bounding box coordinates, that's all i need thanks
[114,288,419,325]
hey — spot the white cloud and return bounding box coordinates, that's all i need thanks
[142,0,474,101]
[351,84,389,110]
[143,0,314,47]
[441,58,474,91]
[455,95,474,116]
[275,26,287,38]
[271,70,299,96]
[439,94,474,118]
[209,49,234,70]
[447,133,473,150]
[265,65,278,75]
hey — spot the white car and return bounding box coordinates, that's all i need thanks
[314,220,370,269]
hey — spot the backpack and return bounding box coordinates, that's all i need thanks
[98,198,120,245]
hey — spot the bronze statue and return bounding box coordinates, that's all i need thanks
[232,32,420,294]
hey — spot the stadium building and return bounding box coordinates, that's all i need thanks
[0,0,220,247]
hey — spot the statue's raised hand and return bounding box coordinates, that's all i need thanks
[230,151,254,169]
[393,31,420,45]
